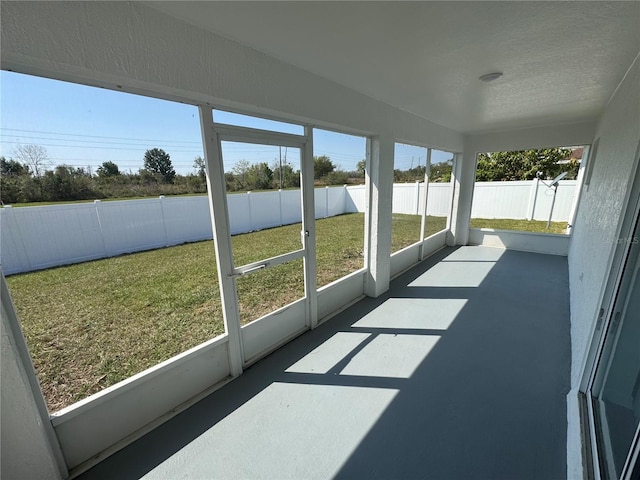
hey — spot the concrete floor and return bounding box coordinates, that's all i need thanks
[80,246,571,480]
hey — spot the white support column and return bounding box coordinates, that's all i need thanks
[420,149,432,260]
[364,134,394,297]
[566,145,590,235]
[301,126,318,328]
[199,106,244,376]
[450,148,476,246]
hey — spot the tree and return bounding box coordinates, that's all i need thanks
[314,155,335,179]
[271,160,299,189]
[97,161,120,178]
[12,144,50,177]
[429,160,453,182]
[326,169,349,185]
[476,148,575,181]
[193,156,206,181]
[246,162,273,190]
[1,157,28,176]
[231,159,251,190]
[143,148,175,183]
[356,159,366,177]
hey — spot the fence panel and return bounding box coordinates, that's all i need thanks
[247,191,283,231]
[1,203,105,273]
[98,199,166,256]
[280,190,302,225]
[314,188,328,219]
[161,196,212,245]
[327,187,346,217]
[227,193,252,235]
[392,183,420,215]
[345,185,366,212]
[531,180,577,222]
[425,184,452,216]
[471,181,531,219]
[1,181,578,275]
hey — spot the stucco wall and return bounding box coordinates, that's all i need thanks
[565,55,640,479]
[568,56,640,389]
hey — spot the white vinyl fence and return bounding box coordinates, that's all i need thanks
[471,179,577,222]
[1,180,576,275]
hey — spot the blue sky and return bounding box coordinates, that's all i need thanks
[1,71,453,175]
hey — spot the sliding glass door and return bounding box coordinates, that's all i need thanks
[590,211,640,479]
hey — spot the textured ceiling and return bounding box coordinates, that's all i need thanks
[148,1,640,134]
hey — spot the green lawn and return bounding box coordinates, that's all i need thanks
[470,217,568,234]
[7,213,446,411]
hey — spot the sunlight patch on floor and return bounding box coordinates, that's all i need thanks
[352,298,467,330]
[285,332,370,374]
[340,334,440,379]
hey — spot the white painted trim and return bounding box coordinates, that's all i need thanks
[55,337,231,470]
[231,249,305,278]
[241,299,307,366]
[419,149,432,260]
[215,123,307,148]
[302,125,318,329]
[468,228,570,256]
[1,273,68,478]
[566,144,590,234]
[51,334,229,423]
[200,106,245,377]
[317,268,367,322]
[67,375,234,479]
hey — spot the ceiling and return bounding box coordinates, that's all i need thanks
[148,1,639,134]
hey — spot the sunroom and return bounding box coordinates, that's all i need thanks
[1,2,639,479]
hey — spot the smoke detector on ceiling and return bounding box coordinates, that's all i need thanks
[479,72,503,82]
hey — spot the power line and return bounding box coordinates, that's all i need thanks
[1,140,201,153]
[0,128,201,145]
[0,134,201,148]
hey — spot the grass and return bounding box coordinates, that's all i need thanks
[7,213,446,411]
[470,218,568,234]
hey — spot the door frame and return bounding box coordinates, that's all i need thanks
[199,107,317,373]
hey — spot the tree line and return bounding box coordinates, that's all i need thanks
[1,145,578,205]
[0,146,365,204]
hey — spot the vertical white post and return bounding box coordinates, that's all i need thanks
[343,184,348,214]
[158,195,169,246]
[450,148,476,246]
[526,177,539,221]
[325,186,330,218]
[93,200,109,258]
[1,274,67,479]
[278,189,284,226]
[364,134,394,297]
[246,191,253,232]
[199,106,244,376]
[566,145,590,235]
[420,149,432,260]
[301,126,318,328]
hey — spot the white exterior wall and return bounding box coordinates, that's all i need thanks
[564,56,640,480]
[568,57,640,388]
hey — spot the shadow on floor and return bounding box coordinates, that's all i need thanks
[80,246,570,480]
